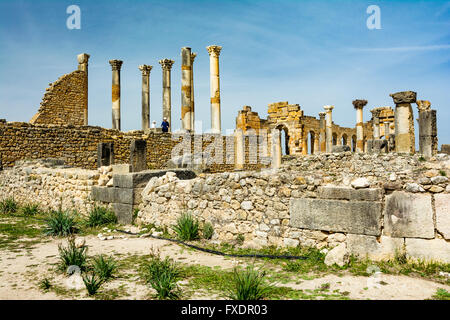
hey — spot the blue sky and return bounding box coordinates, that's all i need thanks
[0,0,449,146]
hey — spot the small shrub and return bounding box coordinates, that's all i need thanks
[439,170,447,177]
[228,266,273,300]
[172,212,199,241]
[203,222,214,240]
[58,236,88,272]
[142,249,180,300]
[84,206,117,228]
[0,198,18,214]
[418,156,426,162]
[92,255,117,281]
[39,278,52,291]
[236,234,245,246]
[20,203,40,216]
[45,210,77,236]
[83,272,103,296]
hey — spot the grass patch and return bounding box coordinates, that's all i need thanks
[0,198,18,214]
[83,206,117,228]
[172,212,199,241]
[91,255,117,281]
[39,277,52,291]
[58,236,88,272]
[432,288,450,300]
[44,210,78,236]
[228,266,274,300]
[19,203,41,216]
[82,272,103,296]
[202,222,214,240]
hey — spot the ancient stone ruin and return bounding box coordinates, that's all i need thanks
[0,48,449,263]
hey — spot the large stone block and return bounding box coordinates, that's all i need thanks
[405,238,450,263]
[113,169,196,188]
[114,188,134,204]
[384,191,434,239]
[91,186,115,203]
[346,234,404,261]
[435,194,450,240]
[130,139,147,172]
[318,186,383,202]
[112,164,131,174]
[290,198,382,236]
[112,203,133,225]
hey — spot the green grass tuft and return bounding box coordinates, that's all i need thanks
[91,255,117,281]
[0,198,18,214]
[19,203,40,216]
[202,222,214,240]
[172,212,199,241]
[83,272,103,296]
[83,206,117,228]
[58,236,88,272]
[228,265,273,300]
[44,210,78,236]
[432,288,450,300]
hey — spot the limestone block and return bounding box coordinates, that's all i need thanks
[384,191,434,239]
[324,243,349,267]
[435,194,450,239]
[112,164,131,174]
[346,234,404,261]
[405,238,450,263]
[290,198,382,236]
[112,203,133,225]
[318,186,383,202]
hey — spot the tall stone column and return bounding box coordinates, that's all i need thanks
[190,52,197,132]
[371,108,381,139]
[77,53,90,126]
[109,60,123,130]
[181,47,193,132]
[302,127,308,155]
[313,133,319,154]
[235,128,245,170]
[352,99,367,153]
[207,45,222,133]
[416,100,437,158]
[139,65,152,131]
[390,91,416,154]
[159,59,175,131]
[271,129,282,169]
[319,112,326,153]
[324,106,334,153]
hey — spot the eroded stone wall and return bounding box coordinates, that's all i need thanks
[30,70,87,126]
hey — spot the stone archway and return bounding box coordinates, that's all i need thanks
[332,133,338,146]
[275,124,290,155]
[341,134,348,146]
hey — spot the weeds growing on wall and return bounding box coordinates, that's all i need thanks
[44,210,78,236]
[173,212,199,241]
[83,206,117,228]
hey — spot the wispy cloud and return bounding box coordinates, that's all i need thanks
[346,45,450,52]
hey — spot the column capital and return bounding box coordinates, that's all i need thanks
[318,112,326,119]
[416,100,431,112]
[77,53,90,65]
[352,99,367,109]
[159,59,175,71]
[109,60,123,71]
[324,105,334,112]
[207,45,222,57]
[389,91,417,104]
[191,52,197,63]
[139,64,153,76]
[370,107,382,117]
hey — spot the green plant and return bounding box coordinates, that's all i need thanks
[203,222,214,240]
[84,206,117,228]
[39,278,52,291]
[228,266,273,300]
[172,212,199,241]
[20,203,40,216]
[82,272,103,296]
[142,249,180,300]
[132,208,139,225]
[0,197,18,214]
[44,210,78,236]
[92,255,117,281]
[58,236,88,272]
[236,234,245,245]
[432,288,450,300]
[418,156,426,162]
[439,170,447,177]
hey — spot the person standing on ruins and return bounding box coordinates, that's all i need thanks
[161,117,170,133]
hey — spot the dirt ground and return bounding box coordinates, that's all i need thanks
[0,234,448,300]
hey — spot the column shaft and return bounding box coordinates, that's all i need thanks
[324,106,334,153]
[77,53,90,126]
[235,129,245,170]
[181,47,193,132]
[139,65,152,131]
[207,45,222,133]
[159,59,175,132]
[271,129,282,169]
[319,112,326,153]
[109,60,123,130]
[190,53,197,132]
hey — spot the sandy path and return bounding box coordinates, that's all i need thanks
[0,235,448,300]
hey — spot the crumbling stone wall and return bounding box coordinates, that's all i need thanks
[30,70,87,126]
[0,122,265,173]
[138,152,450,262]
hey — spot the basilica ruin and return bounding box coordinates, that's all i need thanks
[0,48,449,263]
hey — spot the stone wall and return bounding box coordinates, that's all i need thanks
[0,122,265,173]
[138,152,450,262]
[30,70,87,126]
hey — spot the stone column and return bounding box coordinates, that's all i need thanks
[352,99,367,153]
[319,112,326,153]
[139,65,152,131]
[109,60,123,130]
[207,45,222,133]
[302,127,308,155]
[390,91,416,154]
[324,105,334,153]
[371,108,381,139]
[77,53,90,126]
[416,100,437,158]
[235,128,245,170]
[313,133,319,154]
[181,47,193,132]
[190,52,197,132]
[271,129,282,169]
[159,59,175,132]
